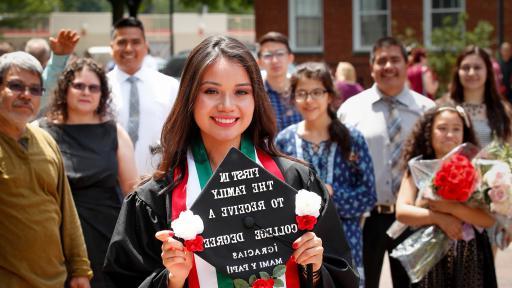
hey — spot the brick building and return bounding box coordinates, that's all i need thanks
[255,0,512,87]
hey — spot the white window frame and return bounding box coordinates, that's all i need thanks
[288,0,323,53]
[352,0,391,52]
[423,0,465,47]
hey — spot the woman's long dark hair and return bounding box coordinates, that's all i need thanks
[290,62,352,160]
[449,45,512,141]
[400,104,479,174]
[156,36,281,182]
[47,58,112,122]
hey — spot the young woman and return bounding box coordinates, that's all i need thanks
[275,62,376,286]
[447,45,512,251]
[39,58,138,287]
[395,104,497,287]
[448,45,512,146]
[104,36,359,288]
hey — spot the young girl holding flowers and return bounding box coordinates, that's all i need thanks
[395,104,497,287]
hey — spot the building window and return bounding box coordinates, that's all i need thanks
[288,0,323,53]
[424,0,465,47]
[353,0,390,52]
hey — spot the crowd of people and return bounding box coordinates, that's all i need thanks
[1,16,511,288]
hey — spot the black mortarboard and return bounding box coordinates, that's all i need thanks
[190,147,305,282]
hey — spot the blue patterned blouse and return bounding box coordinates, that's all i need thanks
[276,123,377,273]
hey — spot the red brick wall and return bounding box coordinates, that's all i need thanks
[391,0,423,43]
[466,0,497,46]
[505,1,512,44]
[254,0,512,87]
[254,0,289,41]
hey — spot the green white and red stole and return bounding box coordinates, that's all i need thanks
[170,136,300,288]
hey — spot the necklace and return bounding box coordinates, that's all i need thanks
[310,142,321,153]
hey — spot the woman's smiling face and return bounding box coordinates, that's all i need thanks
[193,57,255,148]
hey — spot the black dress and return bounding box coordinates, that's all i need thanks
[103,156,360,288]
[41,119,122,288]
[412,228,497,288]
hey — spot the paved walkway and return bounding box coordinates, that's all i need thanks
[379,246,512,287]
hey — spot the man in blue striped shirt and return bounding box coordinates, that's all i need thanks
[257,32,302,131]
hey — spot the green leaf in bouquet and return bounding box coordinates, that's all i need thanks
[233,279,250,288]
[272,265,286,278]
[259,271,270,279]
[248,275,257,285]
[274,278,285,287]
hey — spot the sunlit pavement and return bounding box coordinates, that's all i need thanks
[379,246,512,287]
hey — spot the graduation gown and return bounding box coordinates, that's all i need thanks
[103,156,359,288]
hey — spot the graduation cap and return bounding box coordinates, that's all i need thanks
[189,147,305,282]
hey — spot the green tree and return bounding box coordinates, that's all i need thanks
[428,13,494,95]
[0,0,58,28]
[60,0,110,12]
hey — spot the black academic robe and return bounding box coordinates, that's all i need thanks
[103,156,359,288]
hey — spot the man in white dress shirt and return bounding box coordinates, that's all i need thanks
[338,37,435,288]
[108,17,179,176]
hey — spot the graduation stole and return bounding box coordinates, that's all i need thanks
[170,135,300,288]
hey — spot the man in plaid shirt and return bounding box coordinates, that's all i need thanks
[257,32,302,131]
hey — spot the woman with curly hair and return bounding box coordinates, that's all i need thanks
[395,104,497,288]
[39,57,138,287]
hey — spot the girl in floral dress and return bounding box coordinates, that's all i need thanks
[395,104,497,287]
[276,62,377,287]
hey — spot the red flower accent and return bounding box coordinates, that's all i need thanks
[433,154,477,202]
[296,215,317,230]
[184,235,204,252]
[252,278,274,288]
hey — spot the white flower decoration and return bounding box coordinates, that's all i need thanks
[171,210,204,240]
[484,161,512,187]
[295,189,321,217]
[491,201,512,218]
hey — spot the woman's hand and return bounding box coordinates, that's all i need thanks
[432,212,463,240]
[155,230,194,287]
[292,232,324,272]
[427,199,461,215]
[69,276,90,288]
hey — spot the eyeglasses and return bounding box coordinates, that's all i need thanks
[260,49,288,62]
[70,82,101,94]
[459,64,484,73]
[294,89,327,102]
[374,56,404,67]
[4,80,44,96]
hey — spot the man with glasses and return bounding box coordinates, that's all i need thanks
[108,17,179,176]
[338,37,434,288]
[0,51,92,287]
[257,31,302,131]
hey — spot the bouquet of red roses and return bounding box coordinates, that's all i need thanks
[391,143,480,283]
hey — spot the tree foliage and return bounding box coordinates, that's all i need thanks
[428,13,494,95]
[60,0,110,12]
[0,0,59,28]
[177,0,253,13]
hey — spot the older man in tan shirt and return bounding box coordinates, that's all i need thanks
[0,51,92,287]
